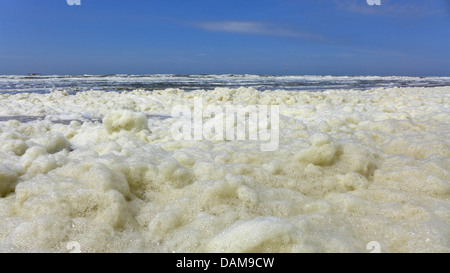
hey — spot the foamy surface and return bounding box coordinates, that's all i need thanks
[0,86,449,252]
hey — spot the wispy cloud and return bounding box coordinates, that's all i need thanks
[352,47,406,57]
[192,21,327,42]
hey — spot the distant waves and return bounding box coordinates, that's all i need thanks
[0,74,449,94]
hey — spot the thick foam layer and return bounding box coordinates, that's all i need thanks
[0,86,449,252]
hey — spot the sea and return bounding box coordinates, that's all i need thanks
[1,74,449,94]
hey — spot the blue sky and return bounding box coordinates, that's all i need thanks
[0,0,449,76]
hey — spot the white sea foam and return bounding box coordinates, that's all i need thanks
[0,86,449,252]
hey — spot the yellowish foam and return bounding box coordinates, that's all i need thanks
[0,86,449,252]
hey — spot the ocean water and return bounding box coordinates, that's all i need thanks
[0,75,449,253]
[1,74,450,94]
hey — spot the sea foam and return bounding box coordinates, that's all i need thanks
[0,86,449,252]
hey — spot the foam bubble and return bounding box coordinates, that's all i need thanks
[103,110,149,133]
